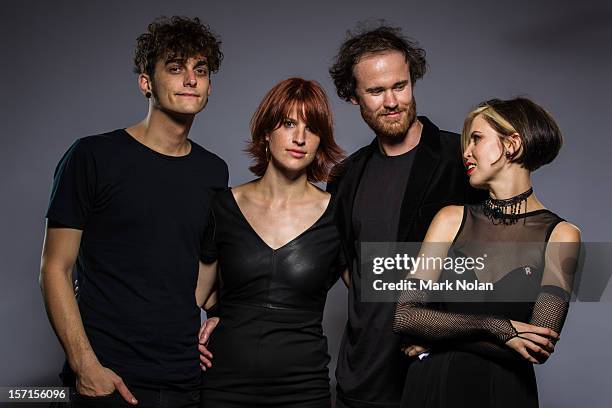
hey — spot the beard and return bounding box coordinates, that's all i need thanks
[360,98,417,144]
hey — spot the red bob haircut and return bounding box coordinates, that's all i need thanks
[246,77,344,183]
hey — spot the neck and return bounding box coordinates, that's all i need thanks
[488,170,532,200]
[126,106,194,156]
[255,163,311,204]
[487,170,544,212]
[378,119,422,156]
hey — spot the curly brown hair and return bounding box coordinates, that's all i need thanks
[246,78,344,183]
[329,24,427,102]
[133,16,223,77]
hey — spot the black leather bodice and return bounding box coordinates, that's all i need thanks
[202,188,342,312]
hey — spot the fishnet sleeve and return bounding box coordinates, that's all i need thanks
[392,279,518,345]
[522,239,578,341]
[449,290,568,362]
[532,238,578,332]
[437,239,579,362]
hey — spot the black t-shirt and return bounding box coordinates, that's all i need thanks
[338,147,417,408]
[352,147,417,242]
[46,129,228,390]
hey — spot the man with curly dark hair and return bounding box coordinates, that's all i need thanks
[41,16,227,407]
[326,24,486,408]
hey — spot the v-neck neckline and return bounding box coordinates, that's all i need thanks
[228,189,332,252]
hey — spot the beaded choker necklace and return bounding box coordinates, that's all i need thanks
[482,187,533,225]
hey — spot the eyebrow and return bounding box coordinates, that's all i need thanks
[164,57,184,65]
[365,80,409,93]
[164,58,208,68]
[365,86,385,93]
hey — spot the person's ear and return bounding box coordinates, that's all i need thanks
[138,73,152,99]
[505,133,523,157]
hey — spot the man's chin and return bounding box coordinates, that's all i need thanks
[374,124,410,142]
[161,105,205,117]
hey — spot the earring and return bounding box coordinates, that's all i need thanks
[145,91,152,98]
[265,142,270,161]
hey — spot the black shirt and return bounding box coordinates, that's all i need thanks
[338,147,417,408]
[328,117,486,408]
[46,129,228,390]
[352,147,417,242]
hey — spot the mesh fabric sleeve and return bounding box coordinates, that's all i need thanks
[404,239,579,362]
[393,279,518,345]
[457,286,571,362]
[531,238,578,332]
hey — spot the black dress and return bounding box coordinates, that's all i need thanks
[200,189,343,408]
[393,204,578,408]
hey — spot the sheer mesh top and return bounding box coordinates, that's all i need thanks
[393,204,579,362]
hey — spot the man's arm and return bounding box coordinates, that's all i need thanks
[39,226,137,404]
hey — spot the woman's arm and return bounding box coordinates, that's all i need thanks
[507,221,581,361]
[196,260,218,308]
[203,289,218,311]
[392,206,566,359]
[450,222,581,363]
[340,268,350,288]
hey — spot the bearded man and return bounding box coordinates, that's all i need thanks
[326,25,486,408]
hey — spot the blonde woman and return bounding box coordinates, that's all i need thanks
[393,97,580,407]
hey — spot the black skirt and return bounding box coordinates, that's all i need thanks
[201,302,331,408]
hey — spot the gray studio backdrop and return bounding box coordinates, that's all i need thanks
[2,0,611,407]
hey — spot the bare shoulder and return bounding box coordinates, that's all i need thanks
[231,181,258,203]
[424,205,465,242]
[435,205,464,222]
[549,221,582,243]
[309,183,332,211]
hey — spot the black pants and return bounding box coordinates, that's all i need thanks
[50,387,200,408]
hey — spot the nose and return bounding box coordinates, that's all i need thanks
[383,90,398,110]
[184,69,197,87]
[293,126,306,146]
[463,144,473,161]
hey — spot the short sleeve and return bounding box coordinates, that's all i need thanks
[221,162,229,188]
[336,247,347,271]
[326,245,347,289]
[46,139,97,229]
[200,207,218,263]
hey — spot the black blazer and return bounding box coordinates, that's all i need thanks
[327,116,486,267]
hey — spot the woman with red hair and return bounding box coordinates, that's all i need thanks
[196,78,345,407]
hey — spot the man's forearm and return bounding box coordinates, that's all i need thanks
[40,266,99,374]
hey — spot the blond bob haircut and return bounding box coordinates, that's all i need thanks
[461,97,563,171]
